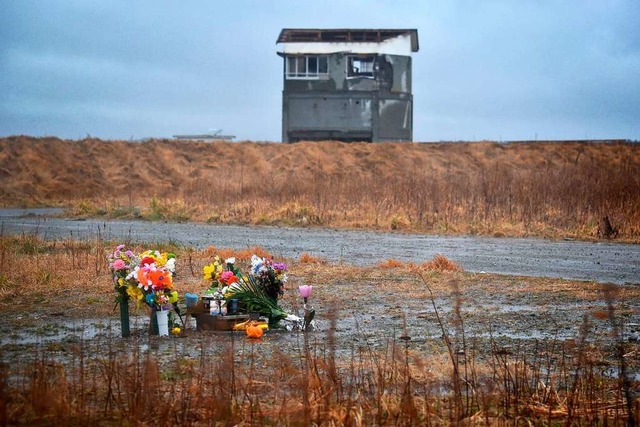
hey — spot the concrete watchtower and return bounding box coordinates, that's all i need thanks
[277,28,419,142]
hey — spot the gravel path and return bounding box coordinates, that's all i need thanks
[2,212,638,285]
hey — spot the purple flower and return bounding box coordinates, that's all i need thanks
[273,262,288,272]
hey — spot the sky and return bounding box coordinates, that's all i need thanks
[0,1,638,142]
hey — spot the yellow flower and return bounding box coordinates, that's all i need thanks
[168,291,179,304]
[171,327,181,335]
[203,257,223,281]
[203,263,215,281]
[140,250,168,267]
[127,286,144,301]
[155,252,168,266]
[118,277,126,287]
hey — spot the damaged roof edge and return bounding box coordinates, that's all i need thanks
[277,28,419,52]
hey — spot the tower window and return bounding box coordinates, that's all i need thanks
[286,55,329,79]
[347,56,375,78]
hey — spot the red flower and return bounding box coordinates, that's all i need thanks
[140,256,155,266]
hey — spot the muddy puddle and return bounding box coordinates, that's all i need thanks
[3,296,637,367]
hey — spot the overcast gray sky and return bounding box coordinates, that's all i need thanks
[1,1,638,142]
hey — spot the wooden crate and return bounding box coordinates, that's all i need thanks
[194,313,249,331]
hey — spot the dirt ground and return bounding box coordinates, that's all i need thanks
[2,265,639,375]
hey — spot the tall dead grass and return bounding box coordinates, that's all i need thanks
[1,137,639,241]
[2,301,638,425]
[2,315,639,425]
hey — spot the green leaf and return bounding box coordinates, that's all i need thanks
[228,275,286,325]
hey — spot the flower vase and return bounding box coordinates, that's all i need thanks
[119,296,131,338]
[155,309,170,336]
[149,308,159,335]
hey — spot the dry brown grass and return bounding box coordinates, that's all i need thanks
[1,136,639,241]
[376,258,406,268]
[298,252,327,264]
[203,245,271,261]
[420,254,462,272]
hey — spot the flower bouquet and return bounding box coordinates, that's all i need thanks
[202,256,240,314]
[224,255,288,326]
[126,249,178,309]
[109,245,181,336]
[108,244,138,337]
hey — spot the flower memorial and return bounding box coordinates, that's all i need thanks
[108,245,181,336]
[109,246,306,336]
[201,254,289,326]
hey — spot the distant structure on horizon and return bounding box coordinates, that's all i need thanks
[173,129,235,142]
[276,28,419,143]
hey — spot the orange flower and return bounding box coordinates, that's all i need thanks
[136,268,149,287]
[148,269,173,290]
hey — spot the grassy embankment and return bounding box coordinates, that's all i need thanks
[0,235,638,425]
[1,136,639,241]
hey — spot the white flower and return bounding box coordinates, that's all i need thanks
[225,257,236,265]
[165,258,176,273]
[126,267,139,281]
[251,255,263,274]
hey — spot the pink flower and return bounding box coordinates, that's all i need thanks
[111,259,127,270]
[220,271,238,285]
[298,285,313,299]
